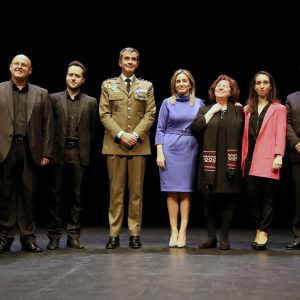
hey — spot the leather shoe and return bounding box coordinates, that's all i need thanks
[219,241,230,250]
[67,238,84,249]
[21,242,43,253]
[286,240,300,250]
[254,242,267,250]
[0,240,10,254]
[47,239,59,250]
[254,231,268,250]
[129,236,141,249]
[199,238,218,249]
[106,236,120,249]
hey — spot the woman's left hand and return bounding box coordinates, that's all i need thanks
[272,155,283,171]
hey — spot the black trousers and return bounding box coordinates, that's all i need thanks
[245,174,275,233]
[48,147,87,240]
[0,142,38,245]
[202,192,236,240]
[291,162,300,238]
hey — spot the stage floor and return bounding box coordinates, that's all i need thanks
[1,227,300,300]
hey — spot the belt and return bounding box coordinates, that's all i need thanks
[65,140,79,149]
[165,129,194,136]
[12,136,27,143]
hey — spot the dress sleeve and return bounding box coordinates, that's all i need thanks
[155,99,169,145]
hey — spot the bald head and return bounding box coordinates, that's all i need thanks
[11,54,32,68]
[9,54,32,87]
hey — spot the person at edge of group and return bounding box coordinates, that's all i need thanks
[241,70,286,251]
[191,75,244,250]
[0,54,54,254]
[285,77,300,250]
[99,47,156,249]
[46,61,98,250]
[155,69,205,248]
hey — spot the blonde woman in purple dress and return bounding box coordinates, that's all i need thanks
[155,69,204,248]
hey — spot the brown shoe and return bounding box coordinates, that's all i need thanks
[67,238,84,249]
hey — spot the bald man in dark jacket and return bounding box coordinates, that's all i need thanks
[0,54,53,253]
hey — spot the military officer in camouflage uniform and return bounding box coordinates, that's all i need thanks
[99,47,156,249]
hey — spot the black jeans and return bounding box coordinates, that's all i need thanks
[48,147,87,240]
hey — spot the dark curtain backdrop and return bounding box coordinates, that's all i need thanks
[1,3,299,229]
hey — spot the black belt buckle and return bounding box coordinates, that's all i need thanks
[65,141,78,149]
[14,137,25,143]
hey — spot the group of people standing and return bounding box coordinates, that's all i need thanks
[0,47,299,255]
[156,68,299,251]
[158,69,289,251]
[0,56,98,253]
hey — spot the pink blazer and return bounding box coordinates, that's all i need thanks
[241,102,286,180]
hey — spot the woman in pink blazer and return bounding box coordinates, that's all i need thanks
[241,71,286,250]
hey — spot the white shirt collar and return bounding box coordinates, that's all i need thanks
[121,74,134,82]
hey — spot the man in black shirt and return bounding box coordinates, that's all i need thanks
[47,61,98,250]
[0,54,53,253]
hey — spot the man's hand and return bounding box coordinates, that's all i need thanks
[120,132,137,148]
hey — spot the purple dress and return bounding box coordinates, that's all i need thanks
[155,95,205,192]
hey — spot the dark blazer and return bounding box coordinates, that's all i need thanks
[50,91,98,166]
[286,91,300,163]
[0,80,53,164]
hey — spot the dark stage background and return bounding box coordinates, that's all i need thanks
[1,3,300,230]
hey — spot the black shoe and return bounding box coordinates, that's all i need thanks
[286,240,300,250]
[251,242,257,249]
[254,232,268,250]
[106,236,120,249]
[199,238,218,249]
[219,240,231,250]
[254,242,267,250]
[129,236,141,249]
[67,238,84,249]
[21,242,43,253]
[0,240,10,254]
[47,239,59,250]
